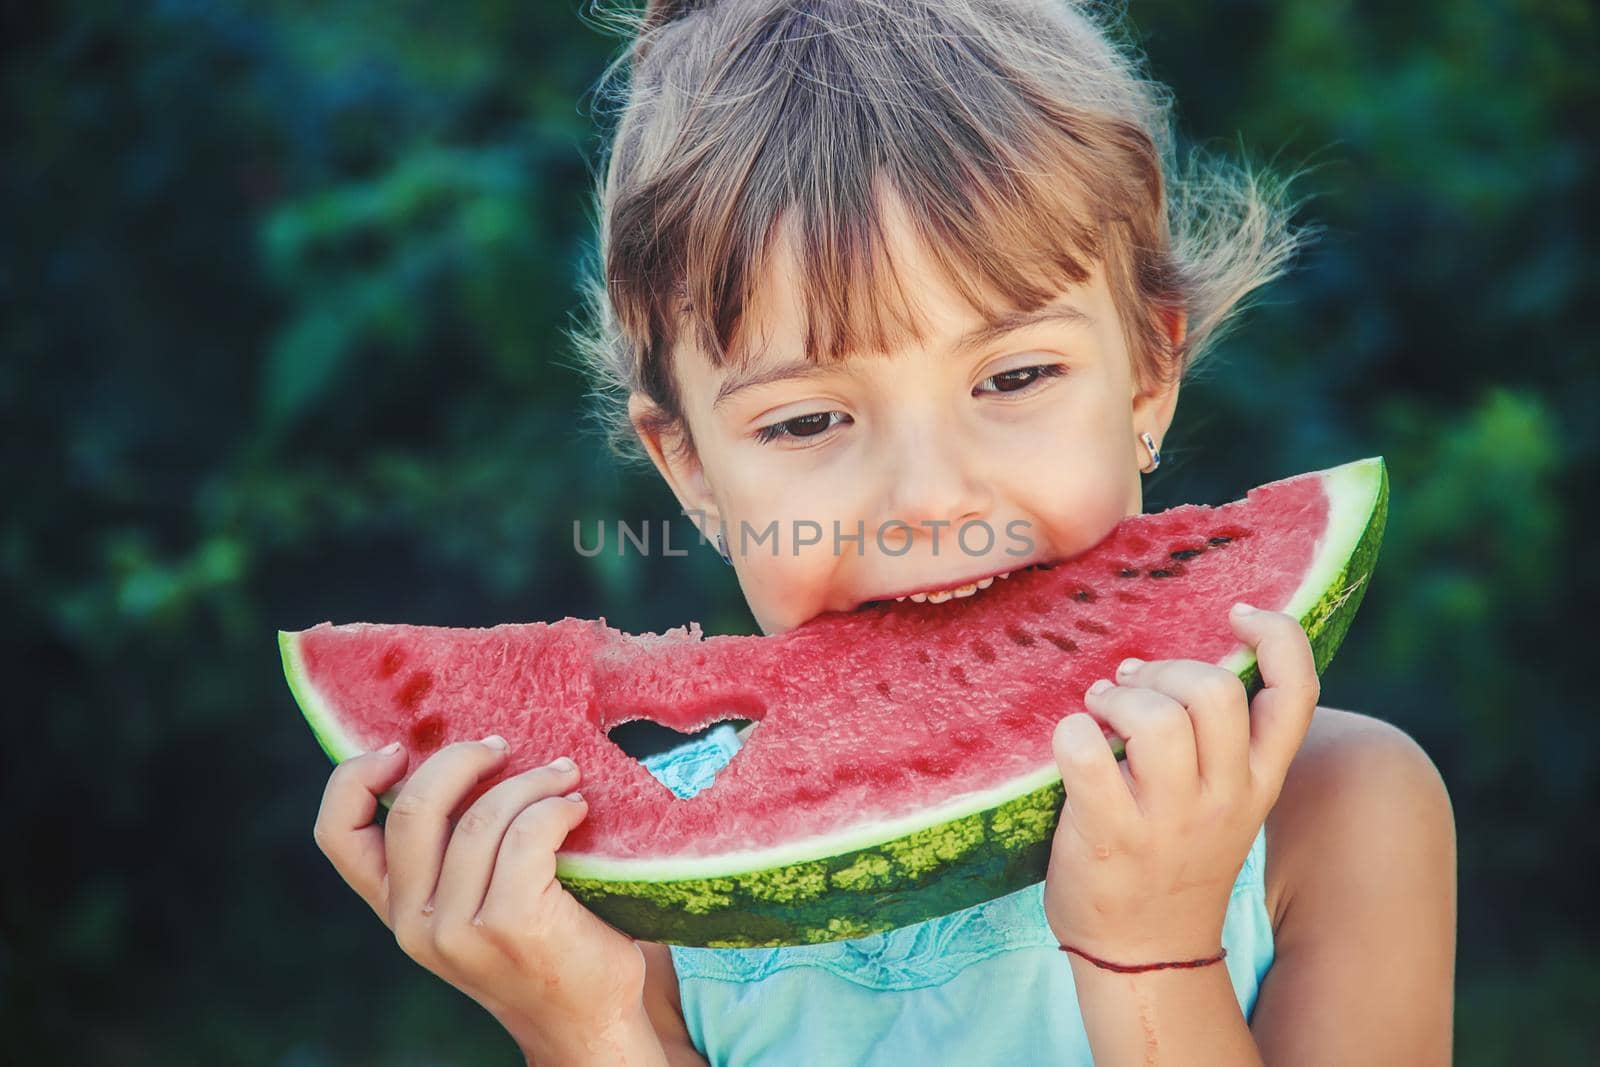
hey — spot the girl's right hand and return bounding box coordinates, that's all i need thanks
[313,737,651,1060]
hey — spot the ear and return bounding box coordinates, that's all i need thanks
[1130,307,1186,459]
[627,391,722,540]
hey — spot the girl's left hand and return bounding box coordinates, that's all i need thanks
[1042,602,1320,963]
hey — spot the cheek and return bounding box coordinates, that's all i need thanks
[1012,414,1133,545]
[1036,465,1127,528]
[739,548,840,634]
[718,483,851,592]
[999,388,1128,477]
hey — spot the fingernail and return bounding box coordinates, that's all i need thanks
[1116,657,1143,677]
[549,756,576,772]
[1086,678,1112,696]
[378,740,402,756]
[565,791,584,803]
[482,734,509,750]
[1231,602,1256,616]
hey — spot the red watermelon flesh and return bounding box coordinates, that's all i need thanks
[282,457,1387,946]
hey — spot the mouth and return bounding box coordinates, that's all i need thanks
[853,560,1060,612]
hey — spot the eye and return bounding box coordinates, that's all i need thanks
[974,363,1068,395]
[753,410,850,445]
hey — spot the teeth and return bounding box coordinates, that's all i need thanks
[895,596,906,602]
[892,572,1014,606]
[918,581,979,603]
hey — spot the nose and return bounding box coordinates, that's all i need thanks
[878,420,993,539]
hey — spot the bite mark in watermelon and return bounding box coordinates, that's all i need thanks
[280,457,1387,947]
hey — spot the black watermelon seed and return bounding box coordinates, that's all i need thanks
[1207,535,1232,546]
[1074,618,1110,635]
[1073,588,1098,602]
[1040,631,1078,653]
[1170,548,1203,561]
[1117,567,1139,578]
[1149,568,1182,579]
[970,638,997,663]
[1004,625,1036,647]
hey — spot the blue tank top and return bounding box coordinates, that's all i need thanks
[641,725,1276,1066]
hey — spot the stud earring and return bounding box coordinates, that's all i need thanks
[1140,431,1161,474]
[716,531,733,567]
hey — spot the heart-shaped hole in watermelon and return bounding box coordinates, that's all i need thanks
[609,717,758,799]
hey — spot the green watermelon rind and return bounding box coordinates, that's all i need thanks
[1219,455,1389,690]
[555,456,1389,946]
[281,629,404,808]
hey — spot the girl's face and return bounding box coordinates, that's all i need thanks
[630,199,1182,637]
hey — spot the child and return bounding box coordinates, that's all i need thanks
[313,1,1457,1063]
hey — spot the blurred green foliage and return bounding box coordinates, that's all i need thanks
[2,1,1596,1062]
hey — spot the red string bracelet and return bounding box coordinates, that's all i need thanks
[1059,944,1228,973]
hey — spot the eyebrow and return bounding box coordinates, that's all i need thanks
[711,302,1094,410]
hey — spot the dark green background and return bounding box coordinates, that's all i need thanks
[4,1,1595,1062]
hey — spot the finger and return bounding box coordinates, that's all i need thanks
[313,741,410,925]
[1051,711,1140,847]
[384,736,513,925]
[1230,603,1320,797]
[1112,656,1251,797]
[478,791,591,929]
[1084,678,1199,815]
[432,757,582,928]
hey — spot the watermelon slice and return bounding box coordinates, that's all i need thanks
[281,457,1386,947]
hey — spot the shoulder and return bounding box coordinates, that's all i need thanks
[1264,706,1455,924]
[1256,706,1457,1063]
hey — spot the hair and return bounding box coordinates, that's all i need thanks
[568,0,1309,468]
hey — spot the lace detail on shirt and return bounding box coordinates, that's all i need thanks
[638,722,745,799]
[644,727,1267,992]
